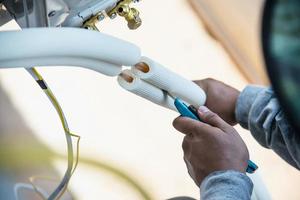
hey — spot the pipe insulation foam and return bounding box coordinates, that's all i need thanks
[0,28,141,76]
[132,57,206,108]
[118,70,177,111]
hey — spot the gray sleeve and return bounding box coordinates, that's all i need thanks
[235,85,300,169]
[200,170,253,200]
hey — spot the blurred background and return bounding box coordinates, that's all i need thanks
[1,0,300,199]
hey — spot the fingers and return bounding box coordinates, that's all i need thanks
[173,117,200,135]
[173,106,233,136]
[198,106,232,132]
[173,116,216,137]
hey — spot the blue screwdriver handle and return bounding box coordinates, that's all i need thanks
[174,98,258,174]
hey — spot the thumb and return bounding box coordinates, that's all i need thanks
[173,116,215,137]
[173,116,201,136]
[198,106,232,132]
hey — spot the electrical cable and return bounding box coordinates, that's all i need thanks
[23,67,81,200]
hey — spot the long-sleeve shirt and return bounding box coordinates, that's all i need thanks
[200,86,299,199]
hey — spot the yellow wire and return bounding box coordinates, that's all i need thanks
[32,68,69,132]
[55,134,80,200]
[70,133,81,175]
[29,67,81,199]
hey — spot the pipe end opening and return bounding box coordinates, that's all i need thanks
[135,62,150,73]
[120,73,134,83]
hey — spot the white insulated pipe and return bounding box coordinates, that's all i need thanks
[131,57,206,108]
[0,28,206,110]
[0,28,141,76]
[0,27,269,200]
[118,70,176,111]
[118,57,207,111]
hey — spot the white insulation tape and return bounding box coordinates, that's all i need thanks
[131,57,206,108]
[0,28,141,76]
[117,70,176,111]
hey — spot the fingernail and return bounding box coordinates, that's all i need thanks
[198,106,209,115]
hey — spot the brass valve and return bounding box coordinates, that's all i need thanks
[108,0,142,30]
[83,12,104,31]
[82,0,142,30]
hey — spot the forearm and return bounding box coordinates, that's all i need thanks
[235,86,300,169]
[200,170,253,200]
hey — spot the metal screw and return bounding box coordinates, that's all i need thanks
[97,13,105,21]
[110,13,117,19]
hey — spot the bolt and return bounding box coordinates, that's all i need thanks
[110,13,117,19]
[97,13,105,21]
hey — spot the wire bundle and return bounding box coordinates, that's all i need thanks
[14,68,80,200]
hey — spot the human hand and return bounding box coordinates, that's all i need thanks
[173,106,249,186]
[194,78,240,125]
